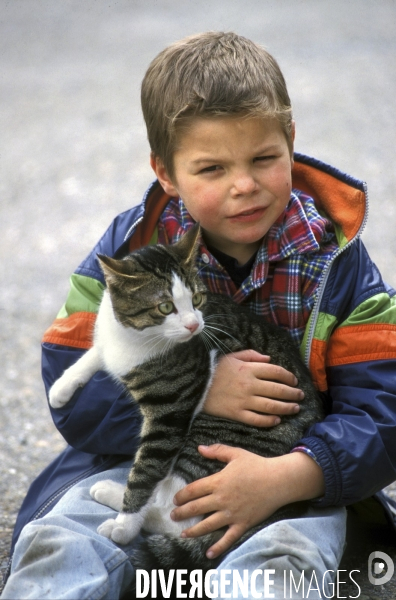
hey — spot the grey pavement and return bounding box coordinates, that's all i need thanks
[1,1,396,596]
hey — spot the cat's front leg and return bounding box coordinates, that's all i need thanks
[49,347,102,408]
[90,480,125,512]
[90,480,144,545]
[97,511,146,545]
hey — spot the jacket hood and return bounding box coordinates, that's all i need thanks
[292,153,368,248]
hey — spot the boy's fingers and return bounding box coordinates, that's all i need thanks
[180,511,229,540]
[198,443,243,463]
[206,524,246,559]
[230,350,271,363]
[253,362,299,387]
[173,473,215,507]
[254,381,304,404]
[240,411,282,428]
[254,383,304,403]
[171,494,215,522]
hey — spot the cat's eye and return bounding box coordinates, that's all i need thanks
[158,301,175,315]
[192,293,203,308]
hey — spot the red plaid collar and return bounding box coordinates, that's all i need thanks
[158,191,333,266]
[157,190,337,345]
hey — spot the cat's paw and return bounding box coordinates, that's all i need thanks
[49,374,81,409]
[90,480,125,512]
[97,513,143,545]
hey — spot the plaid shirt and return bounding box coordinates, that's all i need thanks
[157,190,338,346]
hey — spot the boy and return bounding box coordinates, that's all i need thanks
[2,31,396,599]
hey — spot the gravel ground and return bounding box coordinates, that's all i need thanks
[1,1,396,597]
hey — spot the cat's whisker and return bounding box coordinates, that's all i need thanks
[137,334,175,363]
[201,328,230,351]
[137,336,169,357]
[200,329,252,370]
[200,333,213,355]
[192,263,210,283]
[138,333,167,348]
[161,338,177,366]
[198,330,215,351]
[202,316,237,333]
[200,329,230,357]
[204,324,241,347]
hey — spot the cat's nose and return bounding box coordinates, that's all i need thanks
[185,322,199,333]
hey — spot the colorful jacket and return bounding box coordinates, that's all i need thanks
[8,153,396,564]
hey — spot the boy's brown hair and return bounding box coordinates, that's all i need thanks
[141,31,293,179]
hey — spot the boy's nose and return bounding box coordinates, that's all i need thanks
[231,173,259,196]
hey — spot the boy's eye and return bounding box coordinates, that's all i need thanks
[254,155,276,162]
[158,301,175,315]
[200,165,221,173]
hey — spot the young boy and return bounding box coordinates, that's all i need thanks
[3,32,396,599]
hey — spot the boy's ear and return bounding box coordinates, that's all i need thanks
[290,120,296,168]
[291,120,296,143]
[150,154,179,197]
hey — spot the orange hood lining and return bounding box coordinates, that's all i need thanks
[292,161,366,243]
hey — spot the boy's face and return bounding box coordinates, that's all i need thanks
[152,116,294,264]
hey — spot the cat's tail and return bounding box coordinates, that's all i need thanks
[122,533,220,600]
[135,531,219,570]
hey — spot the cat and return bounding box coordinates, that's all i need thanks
[49,224,324,595]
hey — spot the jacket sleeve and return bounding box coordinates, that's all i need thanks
[42,209,143,456]
[298,240,396,506]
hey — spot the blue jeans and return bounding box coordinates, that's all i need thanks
[1,460,346,600]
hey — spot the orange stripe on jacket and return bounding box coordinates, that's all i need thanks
[309,338,328,392]
[327,324,396,366]
[42,312,96,349]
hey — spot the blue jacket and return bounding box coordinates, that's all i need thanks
[8,154,396,567]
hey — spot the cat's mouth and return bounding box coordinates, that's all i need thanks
[175,322,203,343]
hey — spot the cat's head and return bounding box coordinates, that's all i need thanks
[98,224,207,343]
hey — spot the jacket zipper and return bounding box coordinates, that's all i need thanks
[304,182,369,367]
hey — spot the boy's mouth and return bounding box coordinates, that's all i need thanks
[229,206,267,221]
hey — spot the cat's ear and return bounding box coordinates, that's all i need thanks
[172,223,201,266]
[97,254,145,287]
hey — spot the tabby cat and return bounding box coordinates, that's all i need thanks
[49,224,324,591]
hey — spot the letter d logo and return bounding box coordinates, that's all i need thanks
[368,551,394,585]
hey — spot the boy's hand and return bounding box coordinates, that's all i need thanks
[171,444,325,559]
[203,350,304,427]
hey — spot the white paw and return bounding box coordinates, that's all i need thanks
[97,512,143,545]
[49,374,81,408]
[90,480,125,512]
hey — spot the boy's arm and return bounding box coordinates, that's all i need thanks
[300,357,396,506]
[42,343,142,455]
[298,240,396,506]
